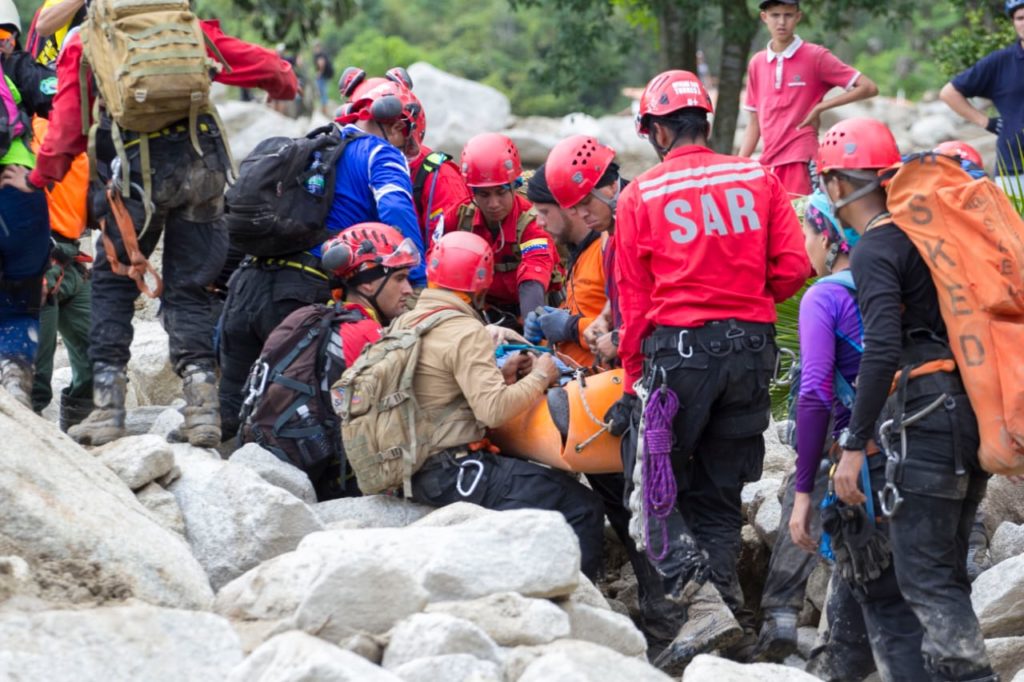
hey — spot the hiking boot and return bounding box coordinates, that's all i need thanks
[69,364,127,446]
[59,387,95,433]
[180,363,221,448]
[0,357,33,409]
[653,581,744,674]
[752,608,799,662]
[966,522,991,582]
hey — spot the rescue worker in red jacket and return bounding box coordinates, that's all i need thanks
[2,21,298,448]
[605,70,810,670]
[339,66,472,253]
[458,133,559,324]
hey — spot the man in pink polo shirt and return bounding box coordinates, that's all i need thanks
[738,0,878,196]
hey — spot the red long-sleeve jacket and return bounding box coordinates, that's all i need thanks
[408,146,472,252]
[614,145,811,393]
[469,193,557,308]
[29,20,298,189]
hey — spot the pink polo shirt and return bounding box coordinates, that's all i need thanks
[744,37,860,167]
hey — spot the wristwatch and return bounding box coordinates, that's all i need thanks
[837,428,867,452]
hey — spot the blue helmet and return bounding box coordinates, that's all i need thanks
[1006,0,1024,16]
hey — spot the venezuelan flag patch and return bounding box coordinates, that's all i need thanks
[520,238,548,256]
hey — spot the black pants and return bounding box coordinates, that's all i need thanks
[761,462,830,612]
[412,450,606,579]
[217,260,331,438]
[623,321,776,613]
[89,129,228,375]
[808,576,877,682]
[874,372,992,681]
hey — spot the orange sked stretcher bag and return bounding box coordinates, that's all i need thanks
[884,153,1024,475]
[490,368,625,473]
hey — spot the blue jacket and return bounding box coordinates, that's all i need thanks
[324,124,425,285]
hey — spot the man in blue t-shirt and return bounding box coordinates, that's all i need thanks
[940,0,1024,195]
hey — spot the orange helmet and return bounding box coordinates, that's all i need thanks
[934,140,983,168]
[321,223,420,283]
[636,70,713,136]
[817,118,901,175]
[460,133,522,188]
[426,232,494,294]
[545,135,616,209]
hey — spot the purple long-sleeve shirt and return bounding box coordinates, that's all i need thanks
[795,279,863,493]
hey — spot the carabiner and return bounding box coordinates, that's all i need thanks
[880,482,903,518]
[456,459,485,498]
[676,330,693,359]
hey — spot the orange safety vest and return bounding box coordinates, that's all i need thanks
[32,116,88,240]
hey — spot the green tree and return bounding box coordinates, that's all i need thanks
[932,4,1015,79]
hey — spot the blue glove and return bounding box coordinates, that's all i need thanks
[538,307,580,344]
[524,306,557,344]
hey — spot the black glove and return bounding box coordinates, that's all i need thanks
[604,393,637,437]
[986,116,1003,135]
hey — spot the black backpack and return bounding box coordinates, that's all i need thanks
[225,124,363,257]
[238,302,363,500]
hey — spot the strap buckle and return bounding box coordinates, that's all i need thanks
[676,330,693,358]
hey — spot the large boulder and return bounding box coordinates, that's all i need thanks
[559,601,647,657]
[755,491,783,547]
[218,100,326,161]
[135,482,186,536]
[988,637,1024,681]
[682,654,820,681]
[0,393,213,608]
[516,639,672,682]
[217,509,581,624]
[94,434,175,490]
[169,446,323,590]
[0,604,243,681]
[392,654,501,682]
[229,443,317,505]
[425,592,570,647]
[743,477,783,524]
[982,477,1024,536]
[991,522,1024,567]
[315,495,433,528]
[909,114,957,149]
[382,613,502,670]
[228,631,401,682]
[971,554,1024,637]
[407,62,512,153]
[126,320,181,407]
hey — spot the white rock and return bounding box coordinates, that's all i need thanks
[315,494,433,528]
[382,613,502,670]
[407,62,512,153]
[393,654,502,682]
[124,405,178,435]
[971,553,1024,637]
[169,446,323,590]
[560,601,647,657]
[0,604,242,681]
[219,100,322,162]
[909,114,957,149]
[755,492,784,547]
[991,522,1024,567]
[743,477,782,524]
[227,631,401,682]
[981,476,1024,535]
[763,420,796,478]
[987,637,1024,681]
[797,626,819,659]
[561,571,612,610]
[148,405,185,440]
[0,393,213,608]
[426,592,570,647]
[0,556,35,602]
[291,552,429,641]
[805,562,832,614]
[135,482,186,536]
[230,443,317,505]
[126,321,181,407]
[338,633,384,664]
[682,654,821,681]
[410,501,497,527]
[94,434,175,490]
[518,639,672,682]
[1014,671,1024,682]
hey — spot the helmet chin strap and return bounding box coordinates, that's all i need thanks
[590,179,622,212]
[824,242,842,274]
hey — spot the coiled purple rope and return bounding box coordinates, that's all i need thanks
[643,385,679,562]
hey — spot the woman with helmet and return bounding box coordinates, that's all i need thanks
[819,117,996,682]
[458,132,559,325]
[392,231,606,579]
[340,66,471,253]
[606,69,810,671]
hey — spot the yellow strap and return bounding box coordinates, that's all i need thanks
[255,257,328,280]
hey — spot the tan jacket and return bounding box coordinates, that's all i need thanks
[394,288,549,456]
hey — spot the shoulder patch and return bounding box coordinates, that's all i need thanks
[40,77,58,96]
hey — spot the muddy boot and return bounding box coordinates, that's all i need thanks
[0,357,33,409]
[59,387,95,433]
[69,363,127,446]
[752,607,799,662]
[653,581,744,674]
[181,363,221,448]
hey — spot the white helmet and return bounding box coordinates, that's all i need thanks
[0,0,21,34]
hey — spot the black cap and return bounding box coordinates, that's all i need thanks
[526,164,557,205]
[758,0,798,9]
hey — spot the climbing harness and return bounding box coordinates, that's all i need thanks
[878,391,951,518]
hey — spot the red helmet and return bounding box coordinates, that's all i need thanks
[934,140,983,168]
[426,231,494,294]
[545,135,616,209]
[460,133,522,188]
[342,68,426,144]
[344,79,421,139]
[321,223,420,281]
[636,70,714,136]
[817,118,901,174]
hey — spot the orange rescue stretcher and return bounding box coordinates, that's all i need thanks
[490,368,625,473]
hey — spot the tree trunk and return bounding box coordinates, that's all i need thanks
[709,0,757,153]
[655,0,699,72]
